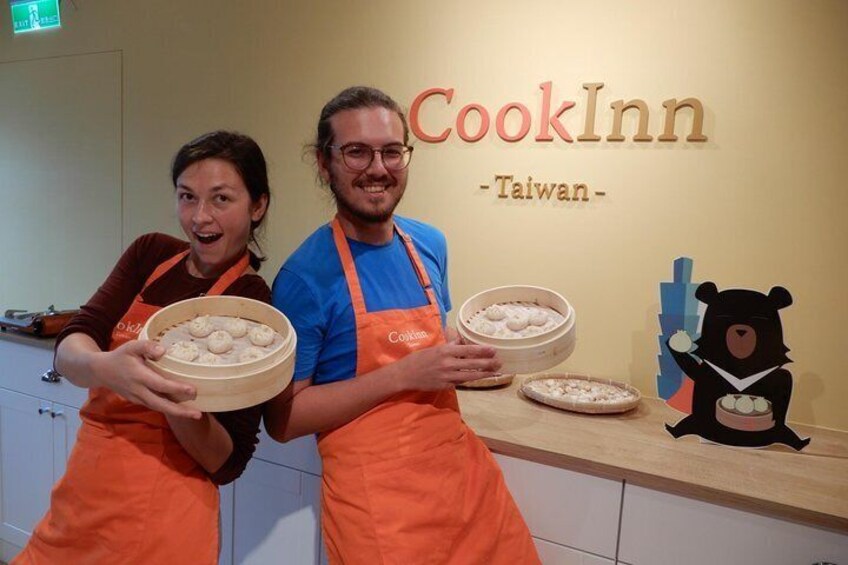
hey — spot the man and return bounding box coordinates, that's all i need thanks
[265,86,540,564]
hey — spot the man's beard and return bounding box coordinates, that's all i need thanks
[328,172,403,224]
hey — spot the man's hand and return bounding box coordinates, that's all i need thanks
[393,339,502,392]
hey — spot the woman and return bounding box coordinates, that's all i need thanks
[14,131,271,564]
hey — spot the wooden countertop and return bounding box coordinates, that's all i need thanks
[457,378,848,534]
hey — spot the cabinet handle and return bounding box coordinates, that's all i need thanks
[41,369,62,384]
[51,409,64,418]
[38,407,49,415]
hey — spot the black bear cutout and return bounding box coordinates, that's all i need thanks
[665,281,810,450]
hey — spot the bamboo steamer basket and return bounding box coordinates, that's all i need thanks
[139,296,296,412]
[456,285,576,375]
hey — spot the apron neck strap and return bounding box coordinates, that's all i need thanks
[140,249,250,296]
[141,250,190,291]
[331,216,437,317]
[206,252,251,296]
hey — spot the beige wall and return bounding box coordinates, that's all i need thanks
[1,0,845,430]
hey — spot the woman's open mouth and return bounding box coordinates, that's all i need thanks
[195,232,223,245]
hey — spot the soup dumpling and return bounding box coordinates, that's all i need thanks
[239,346,267,363]
[248,324,275,347]
[484,304,507,321]
[224,317,248,338]
[188,315,215,338]
[207,330,234,354]
[529,310,548,327]
[506,311,529,332]
[196,352,221,365]
[167,340,199,362]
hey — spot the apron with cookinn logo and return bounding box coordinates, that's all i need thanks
[15,251,248,565]
[318,217,540,565]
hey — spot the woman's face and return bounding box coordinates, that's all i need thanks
[175,158,267,278]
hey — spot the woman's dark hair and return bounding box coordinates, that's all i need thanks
[171,130,270,271]
[313,86,409,163]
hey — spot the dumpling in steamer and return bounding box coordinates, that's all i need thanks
[523,325,543,337]
[506,312,529,332]
[167,340,199,362]
[484,304,507,321]
[529,310,548,327]
[248,324,275,347]
[472,318,497,336]
[207,330,234,354]
[188,315,215,338]
[224,317,248,338]
[238,346,267,363]
[196,352,221,365]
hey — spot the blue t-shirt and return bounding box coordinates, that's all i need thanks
[272,216,451,384]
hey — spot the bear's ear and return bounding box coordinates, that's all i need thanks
[695,281,718,304]
[768,286,793,310]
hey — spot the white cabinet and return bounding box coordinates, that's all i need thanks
[618,484,848,565]
[0,388,80,551]
[220,482,234,565]
[233,457,322,564]
[0,338,85,561]
[534,537,615,564]
[494,453,623,560]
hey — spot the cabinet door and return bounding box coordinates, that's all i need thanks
[254,429,322,476]
[0,388,55,548]
[534,537,615,565]
[219,482,234,565]
[51,403,81,482]
[233,459,322,564]
[618,484,848,565]
[494,454,623,559]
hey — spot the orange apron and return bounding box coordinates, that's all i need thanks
[318,218,539,565]
[15,251,248,565]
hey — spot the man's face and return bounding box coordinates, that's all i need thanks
[318,106,408,225]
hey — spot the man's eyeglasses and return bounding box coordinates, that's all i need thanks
[327,143,413,171]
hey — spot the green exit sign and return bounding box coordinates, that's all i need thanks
[11,0,61,34]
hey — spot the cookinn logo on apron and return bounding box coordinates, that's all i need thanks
[387,329,430,345]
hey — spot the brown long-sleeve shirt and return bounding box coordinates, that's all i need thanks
[57,232,269,485]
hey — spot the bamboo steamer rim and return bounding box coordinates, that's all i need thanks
[457,312,576,350]
[139,295,295,376]
[148,338,296,382]
[458,285,574,346]
[520,373,641,414]
[456,373,515,389]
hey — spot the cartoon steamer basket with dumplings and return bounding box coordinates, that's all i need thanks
[139,295,296,412]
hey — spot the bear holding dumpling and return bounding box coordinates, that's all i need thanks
[665,282,810,450]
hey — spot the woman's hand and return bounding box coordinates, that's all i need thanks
[57,333,201,419]
[94,340,201,419]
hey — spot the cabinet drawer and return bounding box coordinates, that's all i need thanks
[619,484,848,565]
[0,340,87,408]
[494,454,623,559]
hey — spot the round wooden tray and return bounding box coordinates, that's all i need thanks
[456,373,515,389]
[520,373,641,414]
[139,296,296,412]
[457,285,576,374]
